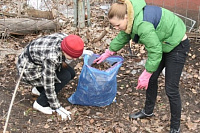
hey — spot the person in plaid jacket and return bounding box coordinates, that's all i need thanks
[17,33,93,120]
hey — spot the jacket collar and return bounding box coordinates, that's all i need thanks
[124,0,134,34]
[118,0,146,34]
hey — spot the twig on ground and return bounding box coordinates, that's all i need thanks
[92,27,109,43]
[3,59,27,133]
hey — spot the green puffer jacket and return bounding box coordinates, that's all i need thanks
[109,0,186,73]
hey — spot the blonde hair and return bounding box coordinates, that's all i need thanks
[108,3,127,20]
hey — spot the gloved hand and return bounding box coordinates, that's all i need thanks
[56,106,72,120]
[82,50,94,57]
[136,69,152,90]
[93,49,115,64]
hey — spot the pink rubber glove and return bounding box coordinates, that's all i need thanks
[93,49,115,64]
[136,69,152,90]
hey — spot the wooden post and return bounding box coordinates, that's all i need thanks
[78,0,85,28]
[86,0,91,26]
[17,0,23,17]
[74,0,91,28]
[73,0,78,26]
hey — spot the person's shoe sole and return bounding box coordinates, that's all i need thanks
[33,101,53,115]
[31,87,40,96]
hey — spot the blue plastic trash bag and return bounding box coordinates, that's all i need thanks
[68,54,124,106]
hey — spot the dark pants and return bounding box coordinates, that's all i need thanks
[36,65,75,107]
[144,38,190,129]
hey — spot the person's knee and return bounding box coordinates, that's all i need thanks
[166,87,180,99]
[61,72,72,83]
[61,69,75,81]
[69,69,75,79]
[66,66,75,79]
[57,66,75,81]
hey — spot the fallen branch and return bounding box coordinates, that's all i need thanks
[92,27,109,43]
[26,9,54,20]
[0,12,18,17]
[0,8,55,20]
[0,18,59,35]
[3,59,27,133]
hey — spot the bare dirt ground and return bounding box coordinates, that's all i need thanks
[0,36,199,133]
[0,3,200,133]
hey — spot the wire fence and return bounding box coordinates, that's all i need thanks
[67,0,200,32]
[145,0,200,32]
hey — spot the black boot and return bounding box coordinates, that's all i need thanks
[129,109,154,119]
[170,128,180,133]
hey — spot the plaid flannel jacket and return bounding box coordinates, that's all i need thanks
[17,33,67,109]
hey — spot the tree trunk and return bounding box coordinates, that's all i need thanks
[0,18,58,35]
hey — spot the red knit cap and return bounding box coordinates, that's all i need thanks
[61,35,84,58]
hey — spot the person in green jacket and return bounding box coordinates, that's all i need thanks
[93,0,190,132]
